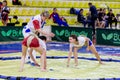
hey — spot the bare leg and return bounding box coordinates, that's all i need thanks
[100,21,105,28]
[34,47,47,71]
[19,45,28,72]
[40,49,47,71]
[30,50,36,63]
[67,51,72,67]
[89,44,102,64]
[43,50,47,69]
[25,48,30,63]
[73,47,78,66]
[29,49,40,67]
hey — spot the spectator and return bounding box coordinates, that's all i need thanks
[77,9,86,27]
[49,8,69,27]
[97,8,105,28]
[77,9,92,28]
[12,0,21,5]
[70,7,76,14]
[88,2,97,35]
[107,9,117,29]
[102,8,109,28]
[1,0,10,26]
[70,7,80,15]
[13,15,20,24]
[86,12,92,28]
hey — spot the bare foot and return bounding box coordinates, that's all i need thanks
[19,69,23,72]
[35,63,40,67]
[67,64,69,67]
[99,62,104,64]
[75,64,78,67]
[41,69,47,72]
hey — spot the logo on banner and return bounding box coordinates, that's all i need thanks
[102,33,120,44]
[1,29,23,39]
[55,30,88,37]
[102,33,113,40]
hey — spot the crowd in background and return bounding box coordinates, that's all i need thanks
[0,0,119,32]
[76,3,118,30]
[0,0,10,26]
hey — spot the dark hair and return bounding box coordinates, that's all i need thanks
[41,11,49,18]
[99,8,102,11]
[88,2,92,5]
[53,7,57,11]
[13,15,18,19]
[80,8,83,12]
[70,35,78,41]
[3,0,7,4]
[38,36,47,41]
[109,9,112,11]
[0,2,2,5]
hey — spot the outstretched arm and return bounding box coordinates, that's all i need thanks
[37,29,54,37]
[48,12,53,19]
[73,47,78,66]
[29,49,40,67]
[33,20,55,37]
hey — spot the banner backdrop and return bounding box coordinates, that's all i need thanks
[0,27,23,41]
[96,28,120,46]
[51,25,93,42]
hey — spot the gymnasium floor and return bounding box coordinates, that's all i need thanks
[0,42,120,80]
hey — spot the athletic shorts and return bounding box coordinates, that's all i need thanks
[22,36,39,47]
[89,40,92,46]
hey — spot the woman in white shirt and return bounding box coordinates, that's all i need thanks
[22,11,54,67]
[20,11,54,72]
[67,35,102,67]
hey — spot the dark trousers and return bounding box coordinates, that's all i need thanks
[91,14,97,35]
[108,18,117,28]
[55,19,69,27]
[80,20,92,28]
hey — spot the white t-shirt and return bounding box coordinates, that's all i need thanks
[70,36,86,48]
[22,15,47,50]
[22,15,45,38]
[77,36,86,46]
[26,14,42,33]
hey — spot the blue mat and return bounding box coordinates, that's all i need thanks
[0,56,120,62]
[0,42,120,55]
